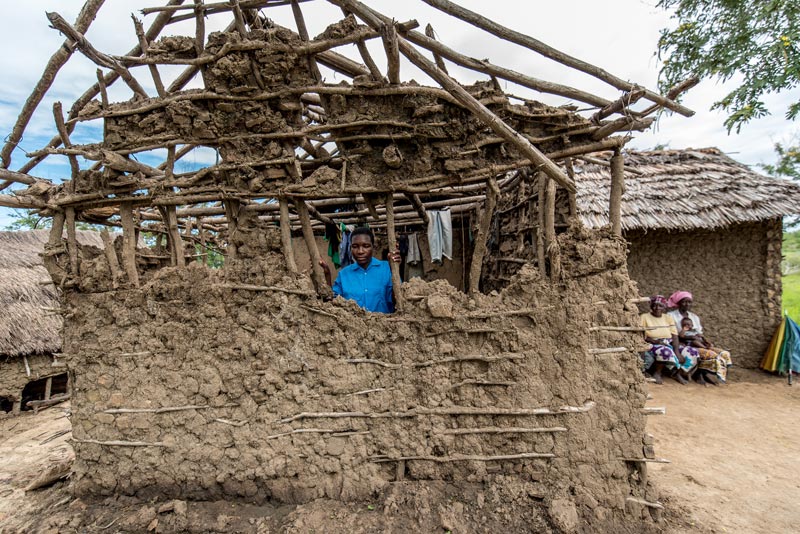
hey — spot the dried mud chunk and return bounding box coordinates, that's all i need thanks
[426,294,454,318]
[548,498,579,533]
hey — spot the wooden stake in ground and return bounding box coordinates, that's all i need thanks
[468,178,499,293]
[295,199,330,295]
[536,172,546,277]
[100,228,121,288]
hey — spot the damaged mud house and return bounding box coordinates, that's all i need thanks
[3,0,796,531]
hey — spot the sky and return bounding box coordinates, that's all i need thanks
[0,0,796,228]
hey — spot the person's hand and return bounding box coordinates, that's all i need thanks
[318,260,331,275]
[677,353,686,364]
[388,243,401,263]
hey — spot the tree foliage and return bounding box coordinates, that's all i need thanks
[657,0,800,133]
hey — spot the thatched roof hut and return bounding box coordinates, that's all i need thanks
[574,148,800,367]
[0,229,103,357]
[574,147,800,231]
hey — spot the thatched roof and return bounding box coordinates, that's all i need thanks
[575,148,800,231]
[0,230,104,357]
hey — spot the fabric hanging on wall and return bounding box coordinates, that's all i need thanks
[338,223,354,267]
[325,223,341,267]
[427,209,452,263]
[406,233,422,264]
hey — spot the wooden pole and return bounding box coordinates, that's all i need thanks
[385,194,404,311]
[424,24,448,74]
[132,15,166,97]
[403,193,430,225]
[223,200,239,259]
[381,21,401,84]
[279,197,299,273]
[65,207,79,276]
[43,211,67,286]
[544,178,559,282]
[294,199,330,294]
[610,148,624,236]
[120,202,140,287]
[100,228,122,288]
[44,377,53,401]
[329,0,575,193]
[536,173,546,277]
[565,157,578,220]
[52,103,80,190]
[0,0,106,169]
[194,0,206,57]
[468,178,499,293]
[164,205,186,267]
[417,0,694,117]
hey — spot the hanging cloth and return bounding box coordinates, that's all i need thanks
[427,209,452,263]
[338,223,354,267]
[406,233,422,264]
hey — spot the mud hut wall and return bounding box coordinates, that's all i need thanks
[58,226,659,529]
[0,354,63,400]
[626,219,782,368]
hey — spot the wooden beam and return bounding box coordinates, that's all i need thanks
[468,178,499,293]
[425,23,448,74]
[279,197,298,273]
[330,0,576,193]
[385,194,404,310]
[120,203,140,287]
[294,199,330,294]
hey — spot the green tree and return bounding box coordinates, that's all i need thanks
[657,0,800,133]
[4,209,52,230]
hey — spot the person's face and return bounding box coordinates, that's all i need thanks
[682,319,693,330]
[678,298,693,313]
[650,302,665,317]
[351,234,373,267]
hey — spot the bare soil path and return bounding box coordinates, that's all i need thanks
[648,368,800,534]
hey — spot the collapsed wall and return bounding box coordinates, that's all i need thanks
[53,219,662,532]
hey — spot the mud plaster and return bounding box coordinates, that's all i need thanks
[53,217,662,533]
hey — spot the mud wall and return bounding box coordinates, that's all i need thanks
[626,219,782,368]
[0,354,64,402]
[57,224,661,532]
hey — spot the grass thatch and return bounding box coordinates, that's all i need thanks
[0,229,104,357]
[575,148,800,231]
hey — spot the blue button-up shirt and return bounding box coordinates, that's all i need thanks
[332,257,394,313]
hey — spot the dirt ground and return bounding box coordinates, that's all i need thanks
[1,368,798,533]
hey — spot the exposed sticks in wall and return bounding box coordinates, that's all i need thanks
[370,452,555,463]
[277,401,596,423]
[448,379,517,389]
[72,439,170,447]
[619,457,671,464]
[626,497,665,510]
[103,403,238,414]
[641,407,666,415]
[425,328,514,336]
[588,347,630,355]
[214,418,247,427]
[216,283,315,296]
[266,428,371,440]
[346,353,524,369]
[589,326,647,332]
[440,426,566,435]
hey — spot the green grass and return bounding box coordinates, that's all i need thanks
[783,231,800,321]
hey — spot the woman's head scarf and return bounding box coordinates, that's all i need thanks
[667,291,693,309]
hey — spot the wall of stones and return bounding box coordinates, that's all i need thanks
[626,219,782,368]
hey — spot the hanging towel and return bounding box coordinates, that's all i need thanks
[338,223,354,267]
[427,209,452,263]
[406,233,422,264]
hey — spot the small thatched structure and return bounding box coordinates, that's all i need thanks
[0,229,103,413]
[576,148,800,367]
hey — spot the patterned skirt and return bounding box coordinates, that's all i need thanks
[641,338,698,373]
[696,347,733,382]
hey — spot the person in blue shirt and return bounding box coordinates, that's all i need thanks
[319,227,399,313]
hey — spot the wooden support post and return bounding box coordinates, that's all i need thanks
[223,200,240,259]
[132,15,166,97]
[328,0,575,192]
[565,157,578,220]
[385,194,404,311]
[12,400,21,415]
[424,23,448,74]
[65,207,79,276]
[279,197,299,273]
[544,178,560,282]
[44,211,67,286]
[610,148,624,236]
[44,377,53,401]
[52,102,79,189]
[229,0,248,36]
[291,0,323,83]
[119,202,140,287]
[536,173,546,277]
[163,205,186,267]
[193,0,206,58]
[95,68,109,109]
[100,228,121,288]
[295,199,330,295]
[381,21,400,84]
[468,178,499,293]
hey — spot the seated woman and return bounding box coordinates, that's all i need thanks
[640,295,698,384]
[667,290,733,385]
